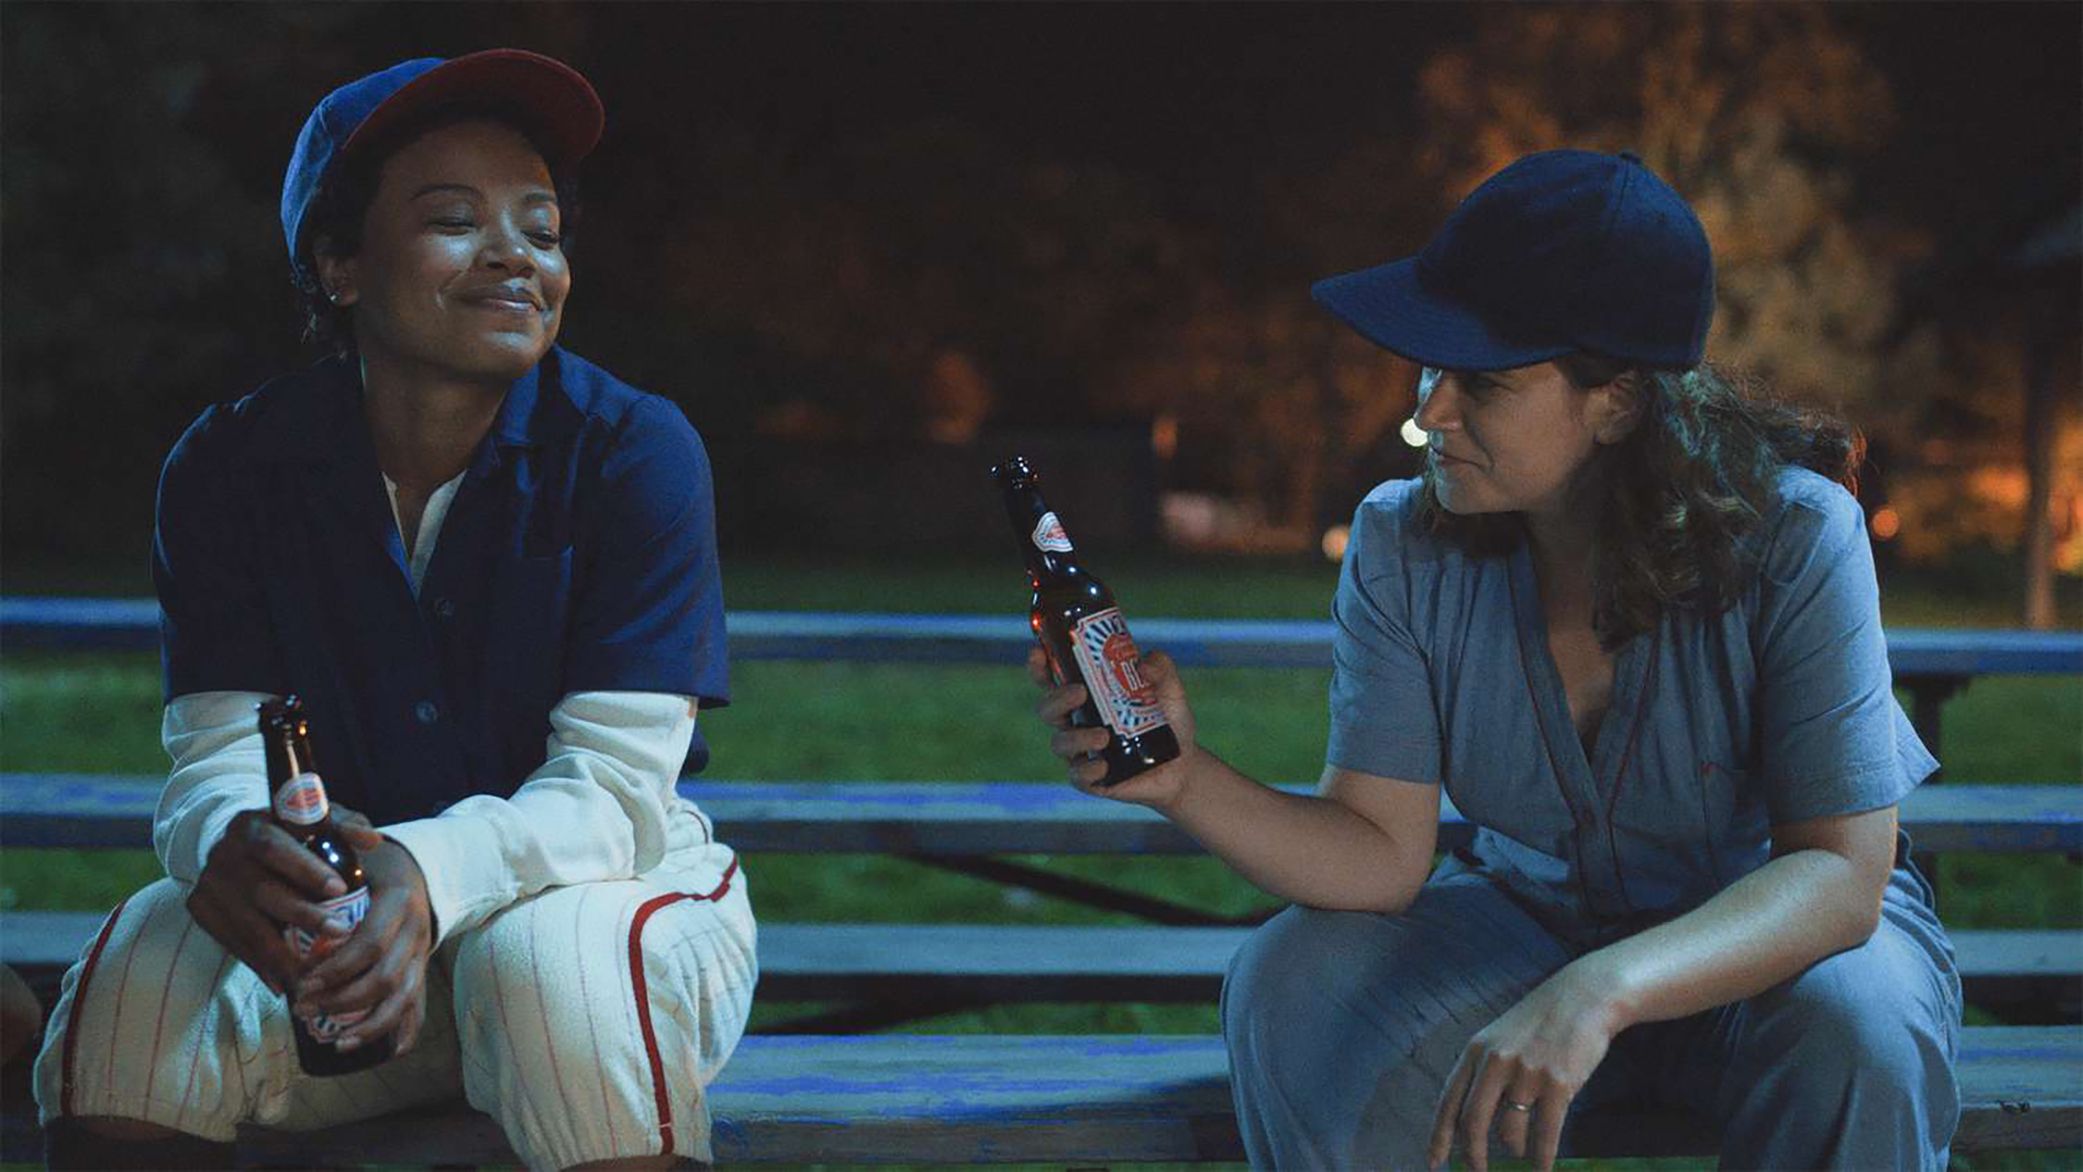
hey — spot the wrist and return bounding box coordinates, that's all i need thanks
[1560,951,1640,1035]
[370,837,432,904]
[1150,743,1213,820]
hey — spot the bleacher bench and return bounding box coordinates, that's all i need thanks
[0,1030,2075,1164]
[3,613,2077,1161]
[7,775,2082,1015]
[4,774,2080,1158]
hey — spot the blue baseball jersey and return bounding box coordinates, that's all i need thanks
[1325,467,1939,947]
[152,346,730,825]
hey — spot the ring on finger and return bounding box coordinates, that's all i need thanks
[1503,1099,1533,1112]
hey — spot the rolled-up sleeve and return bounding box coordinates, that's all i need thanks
[1325,497,1443,784]
[1755,478,1936,825]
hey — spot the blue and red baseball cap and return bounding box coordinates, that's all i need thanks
[1312,149,1715,372]
[281,49,604,276]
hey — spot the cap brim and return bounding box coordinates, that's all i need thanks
[341,49,604,170]
[1311,258,1573,371]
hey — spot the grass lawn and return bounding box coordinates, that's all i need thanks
[1,556,2077,1169]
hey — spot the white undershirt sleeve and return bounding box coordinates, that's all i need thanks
[156,690,276,884]
[157,500,701,948]
[380,690,699,949]
[157,690,699,955]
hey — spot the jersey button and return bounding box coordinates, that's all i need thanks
[415,700,440,725]
[433,597,456,619]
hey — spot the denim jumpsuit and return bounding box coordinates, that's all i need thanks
[1223,468,1960,1169]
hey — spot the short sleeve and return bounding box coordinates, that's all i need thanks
[154,407,287,702]
[1324,495,1443,785]
[1754,477,1936,824]
[565,397,730,708]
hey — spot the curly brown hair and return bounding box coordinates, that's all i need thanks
[1414,355,1863,650]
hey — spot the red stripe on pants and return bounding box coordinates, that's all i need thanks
[60,896,133,1117]
[627,856,739,1157]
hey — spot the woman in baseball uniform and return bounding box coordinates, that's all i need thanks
[36,51,755,1171]
[1029,150,1958,1169]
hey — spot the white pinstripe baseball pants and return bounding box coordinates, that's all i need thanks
[33,843,757,1170]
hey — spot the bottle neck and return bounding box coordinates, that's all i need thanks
[263,727,317,781]
[1001,480,1079,582]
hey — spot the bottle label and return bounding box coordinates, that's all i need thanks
[1070,607,1165,738]
[273,772,329,826]
[284,886,371,1042]
[1032,512,1074,554]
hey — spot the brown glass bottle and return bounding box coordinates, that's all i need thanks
[259,696,393,1076]
[992,455,1180,785]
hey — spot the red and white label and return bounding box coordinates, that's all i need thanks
[1069,607,1165,738]
[273,772,328,826]
[284,885,371,1041]
[1032,512,1073,554]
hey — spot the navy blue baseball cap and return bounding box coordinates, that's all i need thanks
[1312,149,1715,371]
[282,49,604,277]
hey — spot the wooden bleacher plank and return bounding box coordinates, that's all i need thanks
[0,910,109,970]
[6,597,2079,674]
[6,913,2075,1006]
[1892,784,2083,853]
[1882,628,2083,676]
[1952,928,2083,979]
[710,1034,1239,1164]
[1948,1026,2083,1150]
[220,1027,2083,1163]
[0,773,159,849]
[6,774,2078,855]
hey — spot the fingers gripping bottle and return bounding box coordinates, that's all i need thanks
[992,455,1180,785]
[259,696,392,1075]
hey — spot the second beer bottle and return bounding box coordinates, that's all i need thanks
[259,696,393,1076]
[992,455,1180,785]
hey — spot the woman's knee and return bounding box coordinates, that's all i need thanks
[1222,905,1426,1070]
[1224,907,1344,1042]
[450,882,756,1169]
[34,880,266,1141]
[1743,954,1954,1107]
[454,884,753,1069]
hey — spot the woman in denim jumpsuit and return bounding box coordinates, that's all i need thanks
[1028,149,1958,1169]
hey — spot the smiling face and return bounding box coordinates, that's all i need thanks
[315,118,570,384]
[1414,361,1639,520]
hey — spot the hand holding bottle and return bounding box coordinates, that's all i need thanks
[255,695,399,1074]
[187,808,369,995]
[993,455,1181,785]
[294,832,434,1059]
[1029,644,1199,812]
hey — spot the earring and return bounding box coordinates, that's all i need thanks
[326,289,342,304]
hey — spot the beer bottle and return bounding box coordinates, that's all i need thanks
[259,696,393,1076]
[992,455,1180,785]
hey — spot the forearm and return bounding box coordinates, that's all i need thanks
[1571,846,1882,1031]
[1163,748,1430,913]
[382,691,695,946]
